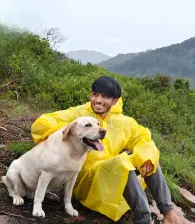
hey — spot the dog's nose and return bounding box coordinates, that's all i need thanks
[99,129,106,139]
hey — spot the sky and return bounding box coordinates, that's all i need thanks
[0,0,195,56]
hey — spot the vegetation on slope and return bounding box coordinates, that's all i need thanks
[98,38,195,87]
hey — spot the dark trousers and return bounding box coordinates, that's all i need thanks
[123,165,173,224]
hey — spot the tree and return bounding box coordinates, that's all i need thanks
[42,28,67,49]
[174,78,190,92]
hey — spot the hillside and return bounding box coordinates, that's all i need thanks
[67,49,111,64]
[0,24,195,223]
[98,37,195,82]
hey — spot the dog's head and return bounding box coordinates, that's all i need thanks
[62,116,106,151]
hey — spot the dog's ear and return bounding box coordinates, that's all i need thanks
[62,121,77,141]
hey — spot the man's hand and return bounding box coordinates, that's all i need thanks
[140,160,154,177]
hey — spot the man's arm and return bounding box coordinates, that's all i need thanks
[31,108,75,143]
[125,118,160,176]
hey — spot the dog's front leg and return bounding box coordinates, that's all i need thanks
[64,174,79,217]
[33,171,53,218]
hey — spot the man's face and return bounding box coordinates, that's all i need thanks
[90,92,118,118]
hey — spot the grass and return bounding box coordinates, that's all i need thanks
[7,141,35,155]
[153,131,195,194]
[160,152,195,191]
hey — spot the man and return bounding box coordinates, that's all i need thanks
[31,76,193,224]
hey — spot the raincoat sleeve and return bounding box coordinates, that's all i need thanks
[125,118,160,172]
[31,109,75,144]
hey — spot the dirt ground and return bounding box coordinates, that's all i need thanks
[0,185,113,224]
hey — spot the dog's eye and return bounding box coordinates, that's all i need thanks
[97,123,100,126]
[85,123,92,127]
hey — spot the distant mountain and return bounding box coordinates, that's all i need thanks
[67,50,111,64]
[98,52,139,70]
[98,37,195,81]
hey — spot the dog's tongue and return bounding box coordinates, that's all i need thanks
[93,140,104,151]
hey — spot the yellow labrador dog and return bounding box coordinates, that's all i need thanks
[1,116,106,218]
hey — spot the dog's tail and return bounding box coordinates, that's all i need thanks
[0,176,7,185]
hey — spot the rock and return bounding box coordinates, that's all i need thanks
[179,187,195,204]
[0,144,6,149]
[191,207,195,213]
[0,215,9,224]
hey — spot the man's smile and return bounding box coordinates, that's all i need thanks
[94,104,105,109]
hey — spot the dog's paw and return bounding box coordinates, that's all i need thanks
[13,196,24,206]
[65,202,79,217]
[66,208,79,217]
[32,209,45,218]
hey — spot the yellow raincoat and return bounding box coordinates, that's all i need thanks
[31,98,160,221]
